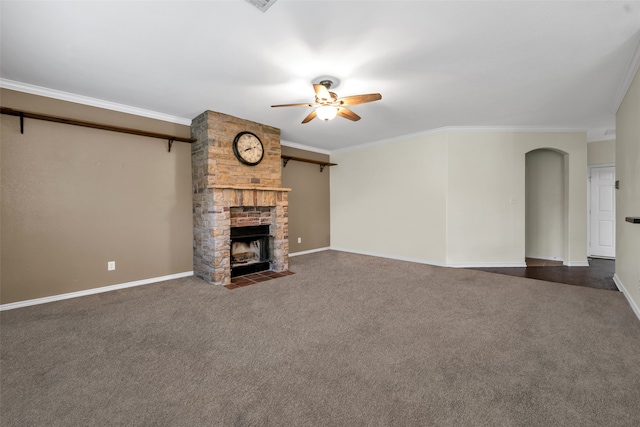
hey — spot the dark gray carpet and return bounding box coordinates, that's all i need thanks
[2,250,640,426]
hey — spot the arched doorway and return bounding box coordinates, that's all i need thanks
[525,149,566,263]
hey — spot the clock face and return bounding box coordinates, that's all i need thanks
[233,132,264,166]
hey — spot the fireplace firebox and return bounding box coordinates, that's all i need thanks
[230,225,270,277]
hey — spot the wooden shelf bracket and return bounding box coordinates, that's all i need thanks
[281,154,336,172]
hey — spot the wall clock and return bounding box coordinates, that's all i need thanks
[232,131,264,166]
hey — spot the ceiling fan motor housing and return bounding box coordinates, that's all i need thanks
[319,80,334,89]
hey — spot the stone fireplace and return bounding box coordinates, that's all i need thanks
[191,111,290,285]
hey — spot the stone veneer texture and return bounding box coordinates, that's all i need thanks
[191,111,289,285]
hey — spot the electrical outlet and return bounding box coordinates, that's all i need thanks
[107,261,115,271]
[298,237,302,243]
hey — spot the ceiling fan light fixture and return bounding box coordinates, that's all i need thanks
[316,105,338,121]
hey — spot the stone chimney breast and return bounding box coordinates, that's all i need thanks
[191,111,290,285]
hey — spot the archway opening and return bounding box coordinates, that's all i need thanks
[525,149,566,264]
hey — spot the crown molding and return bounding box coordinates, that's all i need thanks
[586,127,617,143]
[281,139,331,155]
[330,126,588,155]
[612,34,640,113]
[0,79,193,126]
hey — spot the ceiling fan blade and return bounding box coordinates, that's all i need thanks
[338,93,382,106]
[301,110,317,124]
[336,107,361,121]
[313,84,332,102]
[271,102,315,108]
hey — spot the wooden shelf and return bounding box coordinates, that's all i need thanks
[212,185,291,192]
[281,155,336,172]
[1,107,196,152]
[625,217,640,224]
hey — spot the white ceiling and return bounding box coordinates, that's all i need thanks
[2,1,640,152]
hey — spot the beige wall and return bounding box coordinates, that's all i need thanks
[525,149,565,260]
[331,133,448,264]
[587,139,616,165]
[281,145,331,253]
[331,131,587,267]
[0,89,193,304]
[446,132,586,266]
[615,67,640,315]
[445,133,522,265]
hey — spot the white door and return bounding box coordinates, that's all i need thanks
[589,166,616,258]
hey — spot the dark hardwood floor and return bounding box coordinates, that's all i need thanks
[469,258,617,291]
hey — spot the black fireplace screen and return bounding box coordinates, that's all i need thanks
[230,225,270,277]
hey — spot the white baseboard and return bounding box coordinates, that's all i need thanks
[330,247,447,267]
[0,271,194,311]
[563,261,591,267]
[613,274,640,323]
[329,247,530,268]
[288,247,331,257]
[588,255,615,260]
[325,248,600,269]
[447,262,528,268]
[525,254,563,262]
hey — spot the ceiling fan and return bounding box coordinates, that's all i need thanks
[271,79,382,124]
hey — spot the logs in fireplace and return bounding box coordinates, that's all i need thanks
[230,225,270,277]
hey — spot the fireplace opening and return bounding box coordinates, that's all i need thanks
[230,225,270,277]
